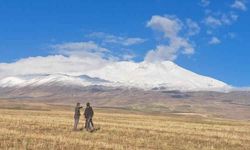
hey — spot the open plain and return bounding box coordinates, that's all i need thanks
[0,100,250,150]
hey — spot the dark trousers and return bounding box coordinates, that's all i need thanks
[85,117,94,130]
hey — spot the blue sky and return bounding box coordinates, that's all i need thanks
[0,0,249,86]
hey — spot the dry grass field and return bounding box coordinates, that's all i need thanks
[0,102,250,150]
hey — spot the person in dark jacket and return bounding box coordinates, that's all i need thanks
[73,102,82,131]
[84,102,94,131]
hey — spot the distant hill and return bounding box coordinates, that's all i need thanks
[0,83,250,119]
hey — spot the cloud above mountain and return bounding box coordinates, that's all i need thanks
[0,55,111,79]
[209,37,221,45]
[201,0,247,44]
[231,0,247,11]
[145,15,197,62]
[52,41,109,57]
[87,32,146,46]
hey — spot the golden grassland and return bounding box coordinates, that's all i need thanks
[0,103,250,150]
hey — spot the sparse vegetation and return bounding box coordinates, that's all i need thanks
[0,102,250,150]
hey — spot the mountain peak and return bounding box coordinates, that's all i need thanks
[87,61,230,91]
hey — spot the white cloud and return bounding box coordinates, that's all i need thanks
[51,41,108,57]
[204,12,239,29]
[231,0,247,11]
[203,10,240,44]
[0,55,112,79]
[145,15,195,62]
[201,0,210,7]
[51,41,128,61]
[201,1,245,43]
[121,38,145,46]
[221,13,238,25]
[146,15,182,39]
[186,19,200,36]
[0,39,144,79]
[209,37,221,45]
[88,32,146,46]
[146,45,177,61]
[204,16,222,27]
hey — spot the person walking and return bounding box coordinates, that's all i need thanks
[73,102,82,131]
[84,102,94,131]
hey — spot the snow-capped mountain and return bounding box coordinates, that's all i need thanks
[0,61,231,91]
[87,61,230,91]
[0,74,112,88]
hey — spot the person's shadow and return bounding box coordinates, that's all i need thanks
[79,127,100,132]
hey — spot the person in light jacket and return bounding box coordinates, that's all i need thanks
[73,102,82,131]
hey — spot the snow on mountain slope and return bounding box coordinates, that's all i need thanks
[0,77,26,87]
[0,61,231,91]
[87,61,230,91]
[0,74,112,88]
